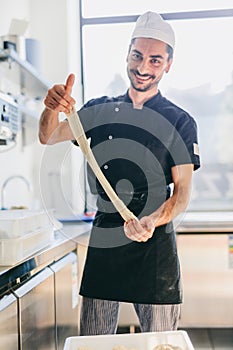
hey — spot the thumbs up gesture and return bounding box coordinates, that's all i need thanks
[44,73,76,114]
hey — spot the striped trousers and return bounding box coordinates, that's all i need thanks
[80,297,180,335]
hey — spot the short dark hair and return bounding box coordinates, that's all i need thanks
[128,38,173,61]
[166,44,173,60]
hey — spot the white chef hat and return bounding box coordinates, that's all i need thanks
[131,11,175,49]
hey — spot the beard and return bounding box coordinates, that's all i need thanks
[127,68,157,92]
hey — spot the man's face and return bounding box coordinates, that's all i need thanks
[127,38,173,93]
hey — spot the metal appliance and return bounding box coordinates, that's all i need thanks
[178,232,233,327]
[13,267,55,350]
[176,211,233,327]
[49,252,79,350]
[0,293,18,350]
[0,92,21,145]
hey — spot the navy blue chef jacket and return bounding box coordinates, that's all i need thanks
[73,90,200,304]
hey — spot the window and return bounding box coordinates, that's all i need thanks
[80,1,233,211]
[82,0,233,18]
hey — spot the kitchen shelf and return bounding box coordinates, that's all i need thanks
[0,48,51,98]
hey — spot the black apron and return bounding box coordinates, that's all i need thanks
[79,102,182,304]
[80,212,181,304]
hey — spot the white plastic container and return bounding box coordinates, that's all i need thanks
[0,209,56,238]
[63,331,195,350]
[0,226,54,265]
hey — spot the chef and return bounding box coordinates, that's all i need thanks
[39,11,200,334]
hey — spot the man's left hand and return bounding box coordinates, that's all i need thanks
[124,216,154,242]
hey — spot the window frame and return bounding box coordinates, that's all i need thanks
[78,2,233,212]
[79,6,233,97]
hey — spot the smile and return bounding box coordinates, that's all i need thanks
[133,71,154,83]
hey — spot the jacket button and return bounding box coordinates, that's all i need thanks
[114,107,120,112]
[104,164,108,170]
[108,135,113,140]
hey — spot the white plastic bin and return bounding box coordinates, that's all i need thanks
[0,209,57,238]
[0,226,54,265]
[63,331,195,350]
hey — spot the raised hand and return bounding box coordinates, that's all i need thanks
[44,73,76,114]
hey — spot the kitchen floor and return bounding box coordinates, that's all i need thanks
[117,327,233,349]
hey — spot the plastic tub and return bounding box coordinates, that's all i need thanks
[0,209,55,238]
[63,331,195,350]
[0,226,54,265]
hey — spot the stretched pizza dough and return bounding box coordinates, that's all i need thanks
[66,107,137,222]
[153,345,182,350]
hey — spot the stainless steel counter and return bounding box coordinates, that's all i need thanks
[1,212,233,330]
[174,211,233,233]
[1,210,233,294]
[0,222,92,297]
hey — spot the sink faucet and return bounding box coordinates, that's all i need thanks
[1,175,32,209]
